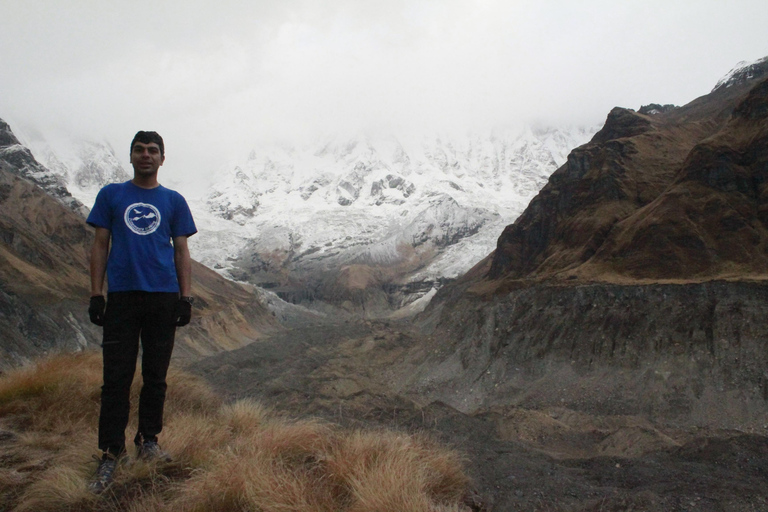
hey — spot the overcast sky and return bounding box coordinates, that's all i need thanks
[1,0,767,195]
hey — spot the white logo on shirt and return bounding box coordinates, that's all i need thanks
[124,203,161,235]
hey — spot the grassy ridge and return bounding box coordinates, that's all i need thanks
[0,352,470,511]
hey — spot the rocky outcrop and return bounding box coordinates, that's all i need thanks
[0,119,87,216]
[406,281,768,429]
[370,174,416,205]
[206,167,260,224]
[638,103,678,115]
[336,163,369,205]
[590,107,653,144]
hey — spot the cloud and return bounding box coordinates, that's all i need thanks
[1,0,767,194]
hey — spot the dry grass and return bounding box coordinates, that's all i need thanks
[0,351,471,511]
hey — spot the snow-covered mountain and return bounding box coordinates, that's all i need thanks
[15,131,130,209]
[14,120,596,315]
[191,126,597,314]
[712,56,768,93]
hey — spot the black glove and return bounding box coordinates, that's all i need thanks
[174,299,192,327]
[89,295,106,326]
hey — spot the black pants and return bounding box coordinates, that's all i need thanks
[98,291,177,456]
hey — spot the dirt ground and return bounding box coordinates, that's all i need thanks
[189,318,768,512]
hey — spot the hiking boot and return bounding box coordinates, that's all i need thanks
[88,454,119,494]
[136,440,172,462]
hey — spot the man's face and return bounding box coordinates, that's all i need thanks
[130,142,165,176]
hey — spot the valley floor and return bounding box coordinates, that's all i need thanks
[189,319,768,512]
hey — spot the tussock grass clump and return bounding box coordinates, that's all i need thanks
[0,351,471,511]
[0,351,102,432]
[333,430,470,512]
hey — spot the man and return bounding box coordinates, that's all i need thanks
[86,131,197,493]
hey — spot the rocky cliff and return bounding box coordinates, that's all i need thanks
[407,59,768,430]
[0,119,278,370]
[403,281,768,428]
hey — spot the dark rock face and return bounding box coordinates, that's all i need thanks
[591,107,653,145]
[0,119,86,216]
[336,163,368,206]
[0,119,20,146]
[370,174,416,205]
[638,103,678,115]
[733,73,768,121]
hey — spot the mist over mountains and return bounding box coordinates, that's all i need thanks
[5,56,767,322]
[17,121,597,317]
[12,57,768,319]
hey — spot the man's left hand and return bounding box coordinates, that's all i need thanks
[174,299,192,326]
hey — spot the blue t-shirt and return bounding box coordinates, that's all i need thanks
[86,181,197,293]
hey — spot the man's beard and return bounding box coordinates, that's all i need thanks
[134,166,158,177]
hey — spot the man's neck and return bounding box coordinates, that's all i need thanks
[131,175,160,189]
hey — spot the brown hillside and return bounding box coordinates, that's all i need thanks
[586,77,768,280]
[488,71,768,284]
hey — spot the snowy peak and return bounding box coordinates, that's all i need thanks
[12,128,130,208]
[204,126,595,223]
[0,118,87,215]
[712,56,768,93]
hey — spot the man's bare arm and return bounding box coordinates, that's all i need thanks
[173,235,192,296]
[90,227,111,296]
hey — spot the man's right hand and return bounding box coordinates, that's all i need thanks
[174,299,192,327]
[89,295,106,326]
